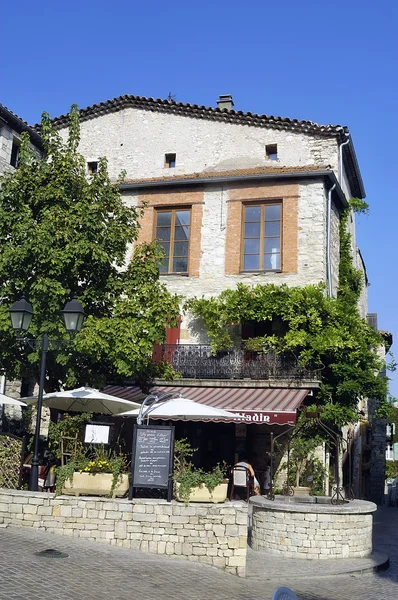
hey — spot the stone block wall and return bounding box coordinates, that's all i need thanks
[0,490,248,576]
[251,498,376,560]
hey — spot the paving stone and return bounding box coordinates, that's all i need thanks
[0,507,397,599]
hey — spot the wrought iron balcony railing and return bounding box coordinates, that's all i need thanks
[154,344,320,381]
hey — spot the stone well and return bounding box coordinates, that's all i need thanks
[250,496,377,559]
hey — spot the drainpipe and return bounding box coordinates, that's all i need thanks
[326,183,336,297]
[339,134,350,188]
[0,375,5,430]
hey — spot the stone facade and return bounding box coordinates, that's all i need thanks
[0,124,16,176]
[0,109,41,176]
[54,99,356,325]
[250,497,376,559]
[58,107,340,182]
[0,489,248,576]
[128,178,342,342]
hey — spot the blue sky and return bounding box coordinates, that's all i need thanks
[2,0,397,395]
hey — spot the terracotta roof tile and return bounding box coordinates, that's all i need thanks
[35,94,348,140]
[122,164,332,186]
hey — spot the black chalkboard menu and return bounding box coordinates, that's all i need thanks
[129,425,175,501]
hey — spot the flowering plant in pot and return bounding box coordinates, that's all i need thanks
[56,444,128,498]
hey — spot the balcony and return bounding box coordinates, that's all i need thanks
[154,344,321,382]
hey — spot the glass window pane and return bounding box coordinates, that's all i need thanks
[244,222,261,237]
[174,225,190,241]
[156,212,172,226]
[159,241,170,257]
[264,253,280,270]
[264,221,280,236]
[243,254,260,270]
[156,227,171,241]
[159,258,169,273]
[265,205,281,220]
[245,206,261,221]
[264,238,280,253]
[244,239,260,254]
[173,257,188,272]
[174,241,188,256]
[175,211,190,226]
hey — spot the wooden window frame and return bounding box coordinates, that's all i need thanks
[240,201,282,272]
[154,207,191,275]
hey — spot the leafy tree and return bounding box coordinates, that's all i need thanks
[0,106,180,390]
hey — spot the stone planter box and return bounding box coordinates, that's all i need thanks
[175,482,228,503]
[293,486,311,496]
[63,472,129,498]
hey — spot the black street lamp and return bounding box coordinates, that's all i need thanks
[9,296,85,492]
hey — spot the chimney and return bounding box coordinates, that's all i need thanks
[217,94,234,111]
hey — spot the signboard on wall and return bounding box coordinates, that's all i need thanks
[232,411,297,425]
[129,425,174,501]
[84,423,111,445]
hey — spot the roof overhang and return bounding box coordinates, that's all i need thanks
[120,168,347,210]
[0,104,43,151]
[343,139,366,199]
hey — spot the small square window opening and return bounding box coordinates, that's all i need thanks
[165,153,176,168]
[88,161,98,174]
[265,144,278,160]
[10,138,20,168]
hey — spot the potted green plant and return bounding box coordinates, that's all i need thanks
[173,438,228,504]
[48,414,129,498]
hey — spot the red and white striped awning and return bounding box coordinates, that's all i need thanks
[104,384,308,425]
[150,386,308,425]
[104,385,145,403]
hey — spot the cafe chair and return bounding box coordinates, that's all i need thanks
[229,466,254,502]
[271,586,299,600]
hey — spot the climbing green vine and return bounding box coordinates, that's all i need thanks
[185,199,389,425]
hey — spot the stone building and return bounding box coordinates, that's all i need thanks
[52,93,365,308]
[1,93,386,497]
[0,104,42,176]
[50,93,375,488]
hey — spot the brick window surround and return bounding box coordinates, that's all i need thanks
[242,203,281,271]
[155,208,191,274]
[225,181,298,275]
[135,188,203,276]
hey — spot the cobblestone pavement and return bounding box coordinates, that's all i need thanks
[0,507,398,600]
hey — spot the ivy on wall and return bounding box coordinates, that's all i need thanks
[185,199,389,425]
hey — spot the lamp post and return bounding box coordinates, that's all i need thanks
[9,296,85,491]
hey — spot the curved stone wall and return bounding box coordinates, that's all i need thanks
[250,496,376,560]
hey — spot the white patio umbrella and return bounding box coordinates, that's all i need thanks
[119,397,243,422]
[22,386,141,415]
[0,393,27,407]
